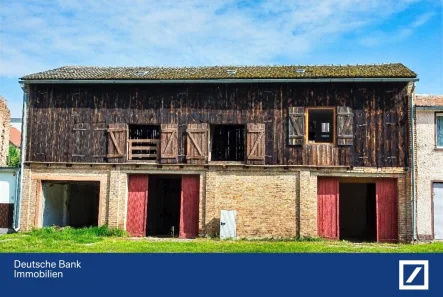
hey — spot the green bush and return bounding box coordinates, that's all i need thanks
[7,145,20,167]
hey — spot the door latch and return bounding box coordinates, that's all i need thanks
[220,222,226,226]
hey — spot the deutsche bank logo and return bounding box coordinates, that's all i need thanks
[399,260,429,290]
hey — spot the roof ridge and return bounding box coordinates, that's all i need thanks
[54,62,405,68]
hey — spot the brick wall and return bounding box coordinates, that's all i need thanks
[20,164,411,242]
[205,170,298,238]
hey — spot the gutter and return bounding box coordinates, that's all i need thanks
[411,84,417,242]
[19,77,419,84]
[13,82,28,232]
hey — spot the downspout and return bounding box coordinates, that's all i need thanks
[410,83,417,242]
[13,82,28,231]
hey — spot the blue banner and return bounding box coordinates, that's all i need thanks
[0,254,441,296]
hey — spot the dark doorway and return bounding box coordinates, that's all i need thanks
[42,181,100,228]
[339,183,376,241]
[146,175,181,236]
[211,125,245,161]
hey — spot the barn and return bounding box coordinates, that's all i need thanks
[18,64,416,242]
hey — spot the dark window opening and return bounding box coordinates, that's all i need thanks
[42,181,100,228]
[128,124,160,160]
[339,183,376,242]
[146,175,181,237]
[211,125,245,161]
[308,109,334,143]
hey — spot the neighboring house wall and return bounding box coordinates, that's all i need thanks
[0,168,19,228]
[415,95,443,240]
[0,96,11,166]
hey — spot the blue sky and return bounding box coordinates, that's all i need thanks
[0,0,442,117]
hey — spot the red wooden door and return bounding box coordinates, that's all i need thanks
[317,177,340,239]
[127,175,149,237]
[376,178,398,243]
[180,175,200,239]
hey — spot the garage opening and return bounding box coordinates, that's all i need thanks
[146,175,181,237]
[339,183,376,242]
[42,181,100,228]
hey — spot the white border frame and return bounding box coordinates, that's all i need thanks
[399,260,429,290]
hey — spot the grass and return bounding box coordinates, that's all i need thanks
[1,226,443,253]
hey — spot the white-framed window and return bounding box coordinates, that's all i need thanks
[436,113,443,148]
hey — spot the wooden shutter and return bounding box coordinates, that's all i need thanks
[180,175,200,239]
[72,123,90,161]
[126,175,149,237]
[107,123,127,161]
[337,107,354,146]
[317,177,339,240]
[186,123,208,164]
[288,107,305,145]
[92,123,107,159]
[376,178,398,243]
[246,123,265,165]
[160,124,178,163]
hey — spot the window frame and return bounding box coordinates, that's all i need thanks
[208,124,246,162]
[127,124,161,162]
[436,113,443,149]
[305,107,336,145]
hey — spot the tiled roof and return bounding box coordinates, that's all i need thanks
[9,127,21,148]
[21,63,417,80]
[415,94,443,107]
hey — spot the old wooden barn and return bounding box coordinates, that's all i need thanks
[17,63,417,242]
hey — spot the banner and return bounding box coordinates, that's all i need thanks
[0,254,440,296]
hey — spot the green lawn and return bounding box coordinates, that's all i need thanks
[1,226,442,253]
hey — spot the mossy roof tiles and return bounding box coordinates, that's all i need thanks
[21,63,417,80]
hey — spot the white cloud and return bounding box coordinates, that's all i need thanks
[0,0,433,77]
[360,11,435,47]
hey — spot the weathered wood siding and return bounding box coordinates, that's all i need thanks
[26,82,410,167]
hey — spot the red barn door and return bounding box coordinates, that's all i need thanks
[317,177,340,240]
[127,175,148,237]
[180,175,200,239]
[376,178,398,243]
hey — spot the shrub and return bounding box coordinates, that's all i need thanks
[7,145,20,167]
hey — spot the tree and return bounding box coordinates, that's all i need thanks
[7,145,20,167]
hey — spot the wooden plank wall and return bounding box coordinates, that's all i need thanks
[26,82,409,167]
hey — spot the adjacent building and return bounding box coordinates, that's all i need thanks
[414,94,443,240]
[18,64,417,242]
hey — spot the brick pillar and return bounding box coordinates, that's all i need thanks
[19,168,33,231]
[299,171,318,238]
[398,174,412,243]
[107,168,121,228]
[205,171,217,236]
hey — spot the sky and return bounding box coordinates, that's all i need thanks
[0,0,442,117]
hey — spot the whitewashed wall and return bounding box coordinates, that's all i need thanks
[415,110,443,240]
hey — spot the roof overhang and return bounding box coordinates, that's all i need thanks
[19,77,419,84]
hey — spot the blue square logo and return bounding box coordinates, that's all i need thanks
[399,260,429,290]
